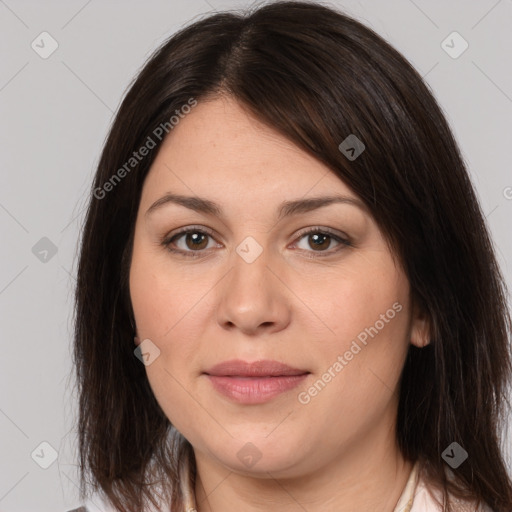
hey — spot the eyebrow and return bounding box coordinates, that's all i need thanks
[145,192,367,222]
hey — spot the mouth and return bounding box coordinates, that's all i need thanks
[203,359,310,404]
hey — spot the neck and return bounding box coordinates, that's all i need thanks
[193,416,413,511]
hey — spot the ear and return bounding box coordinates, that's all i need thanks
[134,336,141,347]
[410,300,431,348]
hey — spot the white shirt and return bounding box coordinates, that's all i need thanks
[71,461,494,512]
[395,461,494,512]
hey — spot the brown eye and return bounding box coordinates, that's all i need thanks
[162,226,351,259]
[162,227,218,258]
[183,232,209,250]
[293,228,351,256]
[307,232,332,251]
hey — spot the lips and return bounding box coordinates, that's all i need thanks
[205,359,309,377]
[204,359,310,404]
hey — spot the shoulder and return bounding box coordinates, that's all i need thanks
[67,492,173,512]
[410,469,494,512]
[65,497,116,512]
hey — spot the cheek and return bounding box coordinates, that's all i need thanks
[293,256,410,354]
[293,260,411,412]
[129,252,210,436]
[129,245,203,341]
[129,247,216,382]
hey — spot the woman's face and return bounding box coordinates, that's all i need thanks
[129,95,428,478]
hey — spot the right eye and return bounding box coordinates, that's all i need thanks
[161,226,221,258]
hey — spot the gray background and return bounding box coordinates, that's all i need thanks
[1,0,511,510]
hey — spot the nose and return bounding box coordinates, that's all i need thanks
[215,245,291,336]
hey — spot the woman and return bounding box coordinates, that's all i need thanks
[71,1,512,511]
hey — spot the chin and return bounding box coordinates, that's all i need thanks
[210,437,309,477]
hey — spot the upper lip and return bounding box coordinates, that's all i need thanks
[204,359,309,377]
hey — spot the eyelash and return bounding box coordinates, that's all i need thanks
[161,225,352,260]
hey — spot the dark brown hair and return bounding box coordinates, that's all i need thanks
[72,1,512,510]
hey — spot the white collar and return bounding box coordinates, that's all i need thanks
[393,461,420,512]
[394,461,493,512]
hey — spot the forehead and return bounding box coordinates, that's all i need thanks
[142,96,357,206]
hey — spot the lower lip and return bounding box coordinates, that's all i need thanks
[206,374,309,404]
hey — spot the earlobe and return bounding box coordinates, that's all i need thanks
[134,336,141,346]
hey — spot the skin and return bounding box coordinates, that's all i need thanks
[129,95,430,512]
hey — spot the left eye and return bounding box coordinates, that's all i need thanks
[294,230,348,253]
[162,227,351,258]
